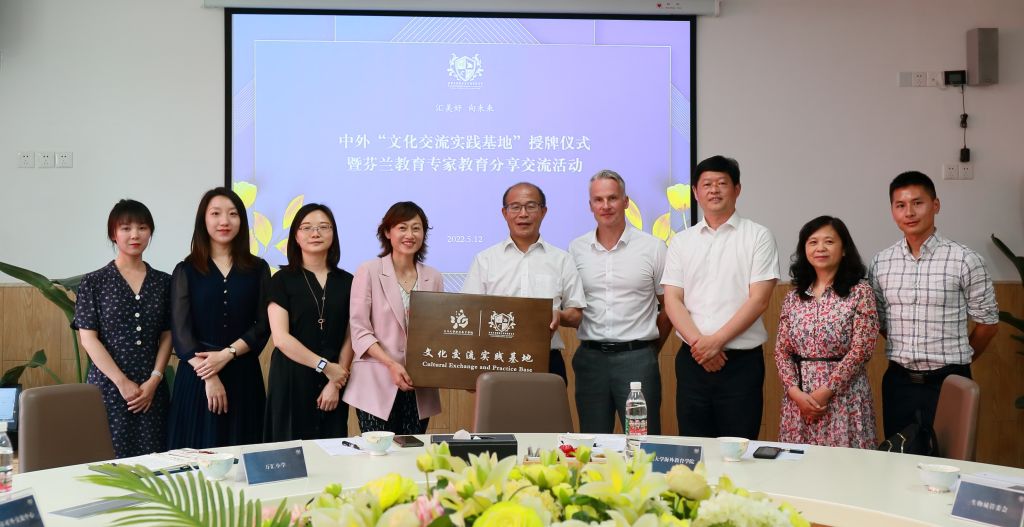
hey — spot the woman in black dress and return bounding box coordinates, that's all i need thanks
[167,188,271,448]
[265,203,353,441]
[73,199,171,458]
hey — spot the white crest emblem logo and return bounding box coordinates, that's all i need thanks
[488,311,516,334]
[448,53,484,83]
[450,309,469,330]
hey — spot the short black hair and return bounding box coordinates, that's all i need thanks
[502,182,546,208]
[789,215,866,300]
[694,155,740,186]
[889,171,937,202]
[107,199,155,241]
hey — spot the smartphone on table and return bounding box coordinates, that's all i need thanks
[752,446,783,459]
[394,435,425,448]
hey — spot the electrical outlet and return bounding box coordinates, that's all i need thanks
[959,164,973,180]
[942,164,958,180]
[56,151,73,168]
[36,151,55,168]
[926,71,942,87]
[17,151,35,168]
[911,72,926,87]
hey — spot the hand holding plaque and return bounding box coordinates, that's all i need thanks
[406,292,552,390]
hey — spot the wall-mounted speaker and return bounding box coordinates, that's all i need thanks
[967,28,998,86]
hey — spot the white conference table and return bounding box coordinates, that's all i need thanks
[12,434,1024,526]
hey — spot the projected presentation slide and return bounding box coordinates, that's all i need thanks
[230,12,694,276]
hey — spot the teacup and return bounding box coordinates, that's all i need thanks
[559,433,597,450]
[196,453,235,481]
[917,463,960,492]
[362,431,396,456]
[718,437,749,462]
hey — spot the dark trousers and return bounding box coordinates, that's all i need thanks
[676,343,764,439]
[549,349,567,385]
[882,361,971,438]
[572,343,662,435]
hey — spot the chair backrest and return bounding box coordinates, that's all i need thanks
[19,384,115,472]
[932,374,980,461]
[473,372,574,433]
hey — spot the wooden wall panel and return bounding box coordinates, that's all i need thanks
[3,282,1021,467]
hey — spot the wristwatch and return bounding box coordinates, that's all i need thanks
[227,346,237,359]
[315,357,329,373]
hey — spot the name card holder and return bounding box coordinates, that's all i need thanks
[640,443,702,473]
[0,491,45,527]
[242,446,308,485]
[951,474,1024,527]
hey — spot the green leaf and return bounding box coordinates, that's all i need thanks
[79,464,285,527]
[1,349,62,387]
[999,311,1024,333]
[0,261,76,318]
[991,235,1024,285]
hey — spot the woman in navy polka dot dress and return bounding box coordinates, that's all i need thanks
[73,199,172,458]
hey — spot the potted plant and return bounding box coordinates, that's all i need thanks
[991,235,1024,409]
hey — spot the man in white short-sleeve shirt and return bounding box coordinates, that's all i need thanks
[662,155,779,439]
[570,170,672,434]
[462,182,586,384]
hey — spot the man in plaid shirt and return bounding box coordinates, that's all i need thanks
[868,171,999,438]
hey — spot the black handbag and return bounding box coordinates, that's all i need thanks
[877,413,938,456]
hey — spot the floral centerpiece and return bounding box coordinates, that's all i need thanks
[84,444,810,527]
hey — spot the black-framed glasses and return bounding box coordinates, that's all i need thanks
[504,202,543,213]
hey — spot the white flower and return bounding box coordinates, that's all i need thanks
[691,492,792,527]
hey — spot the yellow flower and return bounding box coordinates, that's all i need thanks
[362,474,417,510]
[520,463,569,489]
[665,465,710,500]
[473,501,543,527]
[416,453,435,473]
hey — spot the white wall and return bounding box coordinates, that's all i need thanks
[1,0,1022,282]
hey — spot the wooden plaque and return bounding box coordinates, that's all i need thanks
[406,291,552,390]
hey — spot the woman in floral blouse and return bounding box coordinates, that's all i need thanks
[775,216,879,448]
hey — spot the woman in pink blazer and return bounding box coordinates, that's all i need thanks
[345,201,443,433]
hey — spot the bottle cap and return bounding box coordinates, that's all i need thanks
[630,381,641,390]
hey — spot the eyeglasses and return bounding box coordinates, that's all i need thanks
[298,224,333,234]
[504,202,543,214]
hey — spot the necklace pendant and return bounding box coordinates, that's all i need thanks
[318,318,325,330]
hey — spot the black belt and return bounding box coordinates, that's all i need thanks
[580,340,657,353]
[889,361,970,385]
[792,355,843,391]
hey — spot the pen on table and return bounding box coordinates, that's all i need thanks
[785,449,805,454]
[341,440,361,451]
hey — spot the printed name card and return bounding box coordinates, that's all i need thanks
[640,443,702,473]
[951,475,1024,527]
[0,493,45,527]
[242,447,308,485]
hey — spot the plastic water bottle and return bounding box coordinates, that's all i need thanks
[624,381,647,460]
[0,421,13,497]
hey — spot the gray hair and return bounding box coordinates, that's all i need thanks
[590,169,626,195]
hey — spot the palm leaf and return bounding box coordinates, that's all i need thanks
[0,349,62,387]
[999,310,1024,332]
[991,235,1024,285]
[0,261,77,320]
[80,464,294,527]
